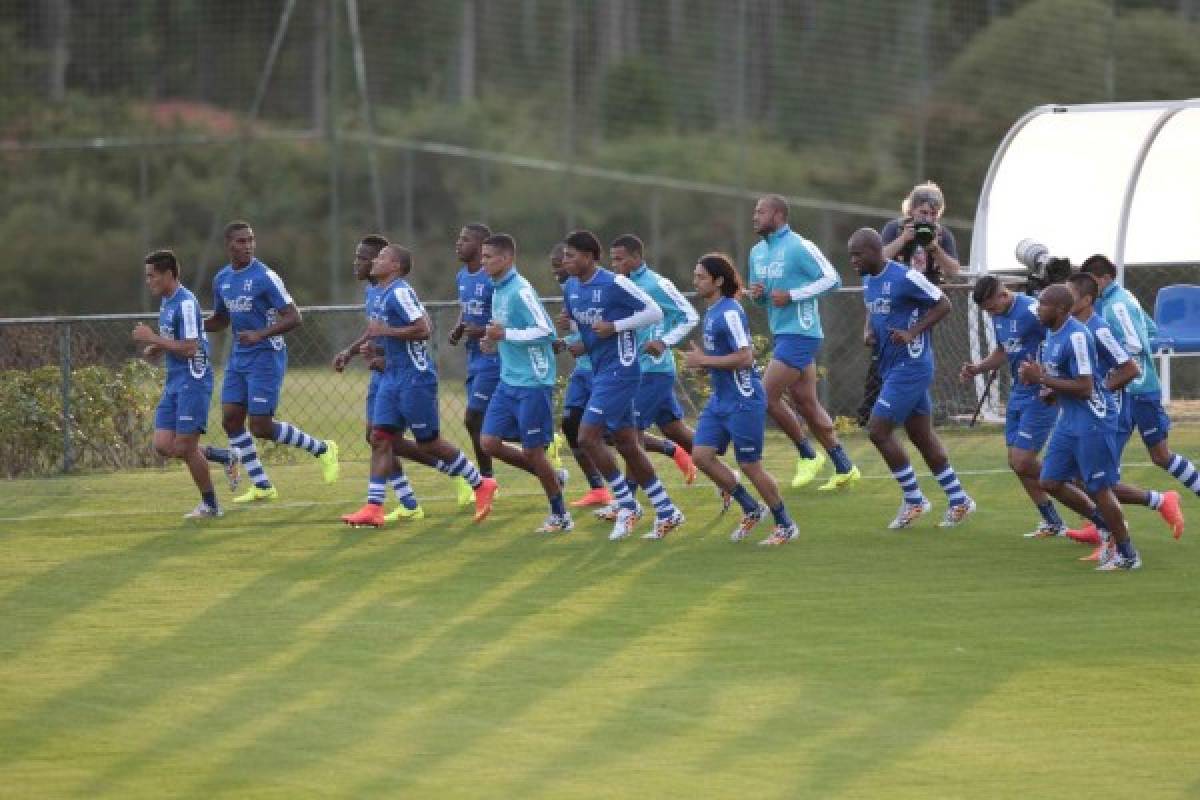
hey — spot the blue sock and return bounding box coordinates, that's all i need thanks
[730,483,758,514]
[1037,501,1063,527]
[586,470,604,489]
[1117,539,1136,559]
[1087,509,1107,530]
[550,493,566,517]
[827,444,853,474]
[202,490,218,510]
[770,502,794,528]
[203,446,232,465]
[796,438,817,460]
[626,479,639,499]
[660,440,677,457]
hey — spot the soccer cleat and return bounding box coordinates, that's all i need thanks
[535,513,574,534]
[232,485,279,504]
[571,487,614,508]
[731,506,766,542]
[454,476,474,508]
[817,465,861,492]
[317,440,340,484]
[547,432,566,472]
[341,503,385,528]
[608,505,645,541]
[473,477,499,523]
[1024,521,1067,538]
[1081,540,1114,563]
[221,457,241,493]
[759,522,800,546]
[791,451,826,488]
[672,446,698,485]
[938,497,977,528]
[1066,522,1102,545]
[1159,490,1185,540]
[1096,551,1142,571]
[183,503,223,519]
[887,498,933,529]
[383,504,425,522]
[642,509,685,540]
[594,503,620,522]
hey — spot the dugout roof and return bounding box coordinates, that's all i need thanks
[970,98,1200,283]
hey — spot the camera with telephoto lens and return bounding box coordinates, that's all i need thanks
[1014,238,1074,292]
[912,221,936,247]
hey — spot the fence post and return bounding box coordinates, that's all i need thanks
[59,322,73,473]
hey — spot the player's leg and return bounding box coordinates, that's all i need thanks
[562,399,610,506]
[725,403,796,546]
[856,356,882,428]
[785,363,858,490]
[905,409,976,527]
[341,426,395,527]
[220,365,276,500]
[363,380,423,522]
[866,374,932,529]
[1079,434,1139,570]
[254,361,339,484]
[407,382,496,522]
[463,371,495,480]
[762,354,823,487]
[633,373,696,484]
[612,423,683,540]
[1135,392,1200,498]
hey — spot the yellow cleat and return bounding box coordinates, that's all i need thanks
[548,432,566,472]
[232,485,279,504]
[384,504,426,522]
[817,465,861,492]
[791,450,826,488]
[317,440,340,484]
[454,476,474,508]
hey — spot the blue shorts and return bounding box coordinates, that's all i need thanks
[1041,428,1122,494]
[582,374,638,433]
[155,384,213,434]
[1005,392,1059,452]
[1129,391,1171,449]
[634,372,684,431]
[465,362,501,414]
[771,333,821,370]
[695,400,767,464]
[872,367,932,423]
[372,378,441,442]
[365,372,382,424]
[483,382,555,449]
[221,349,286,417]
[563,369,593,412]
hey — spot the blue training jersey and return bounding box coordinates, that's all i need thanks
[989,292,1046,401]
[363,282,385,381]
[372,277,437,385]
[563,268,662,379]
[1040,316,1111,435]
[456,264,500,372]
[212,258,293,369]
[702,296,764,413]
[1096,282,1160,395]
[628,263,699,376]
[863,260,944,376]
[159,284,211,390]
[1083,311,1133,426]
[748,223,840,338]
[490,267,556,388]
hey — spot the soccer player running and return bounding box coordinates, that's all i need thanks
[342,245,497,527]
[477,234,572,533]
[1017,284,1140,570]
[1063,272,1183,546]
[204,221,339,501]
[850,228,976,529]
[608,234,699,485]
[332,234,425,522]
[748,194,859,491]
[1082,256,1200,506]
[132,250,224,518]
[558,230,685,541]
[684,253,800,545]
[551,243,613,507]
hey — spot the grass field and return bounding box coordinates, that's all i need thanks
[2,428,1200,798]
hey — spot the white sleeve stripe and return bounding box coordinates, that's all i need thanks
[180,299,199,339]
[506,287,556,342]
[612,274,664,333]
[264,268,295,306]
[789,240,841,301]
[657,277,700,346]
[904,268,944,301]
[724,309,750,349]
[1111,303,1143,355]
[394,287,425,320]
[1069,331,1094,375]
[1095,327,1131,364]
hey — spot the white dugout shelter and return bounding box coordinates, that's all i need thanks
[967,98,1200,418]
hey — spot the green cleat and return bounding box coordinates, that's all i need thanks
[232,485,279,504]
[384,504,426,522]
[318,440,340,484]
[791,450,826,488]
[548,432,566,473]
[454,476,474,508]
[817,465,861,492]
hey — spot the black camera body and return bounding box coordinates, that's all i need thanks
[912,221,936,248]
[1015,238,1074,293]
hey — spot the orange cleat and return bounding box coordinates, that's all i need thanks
[341,503,385,528]
[570,487,614,508]
[473,477,499,523]
[1066,522,1101,546]
[1159,490,1185,540]
[672,446,698,485]
[1080,541,1113,562]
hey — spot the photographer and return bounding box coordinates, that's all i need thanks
[880,181,961,284]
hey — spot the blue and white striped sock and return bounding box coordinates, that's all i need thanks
[641,478,676,520]
[390,472,419,510]
[230,430,271,489]
[437,453,482,488]
[272,421,327,456]
[1144,490,1163,510]
[891,464,924,505]
[605,471,637,511]
[934,465,969,507]
[1166,453,1200,496]
[367,476,386,505]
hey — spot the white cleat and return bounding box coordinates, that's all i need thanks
[609,505,644,541]
[183,503,223,519]
[731,505,765,542]
[642,509,685,540]
[938,497,977,528]
[594,503,620,522]
[1024,521,1067,538]
[888,498,934,530]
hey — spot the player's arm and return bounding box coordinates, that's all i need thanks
[890,270,949,344]
[1094,326,1141,391]
[610,275,663,332]
[1018,332,1093,399]
[131,323,199,357]
[333,329,372,371]
[499,288,555,342]
[259,303,302,338]
[1107,300,1147,357]
[960,345,1007,382]
[784,241,841,303]
[368,315,430,341]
